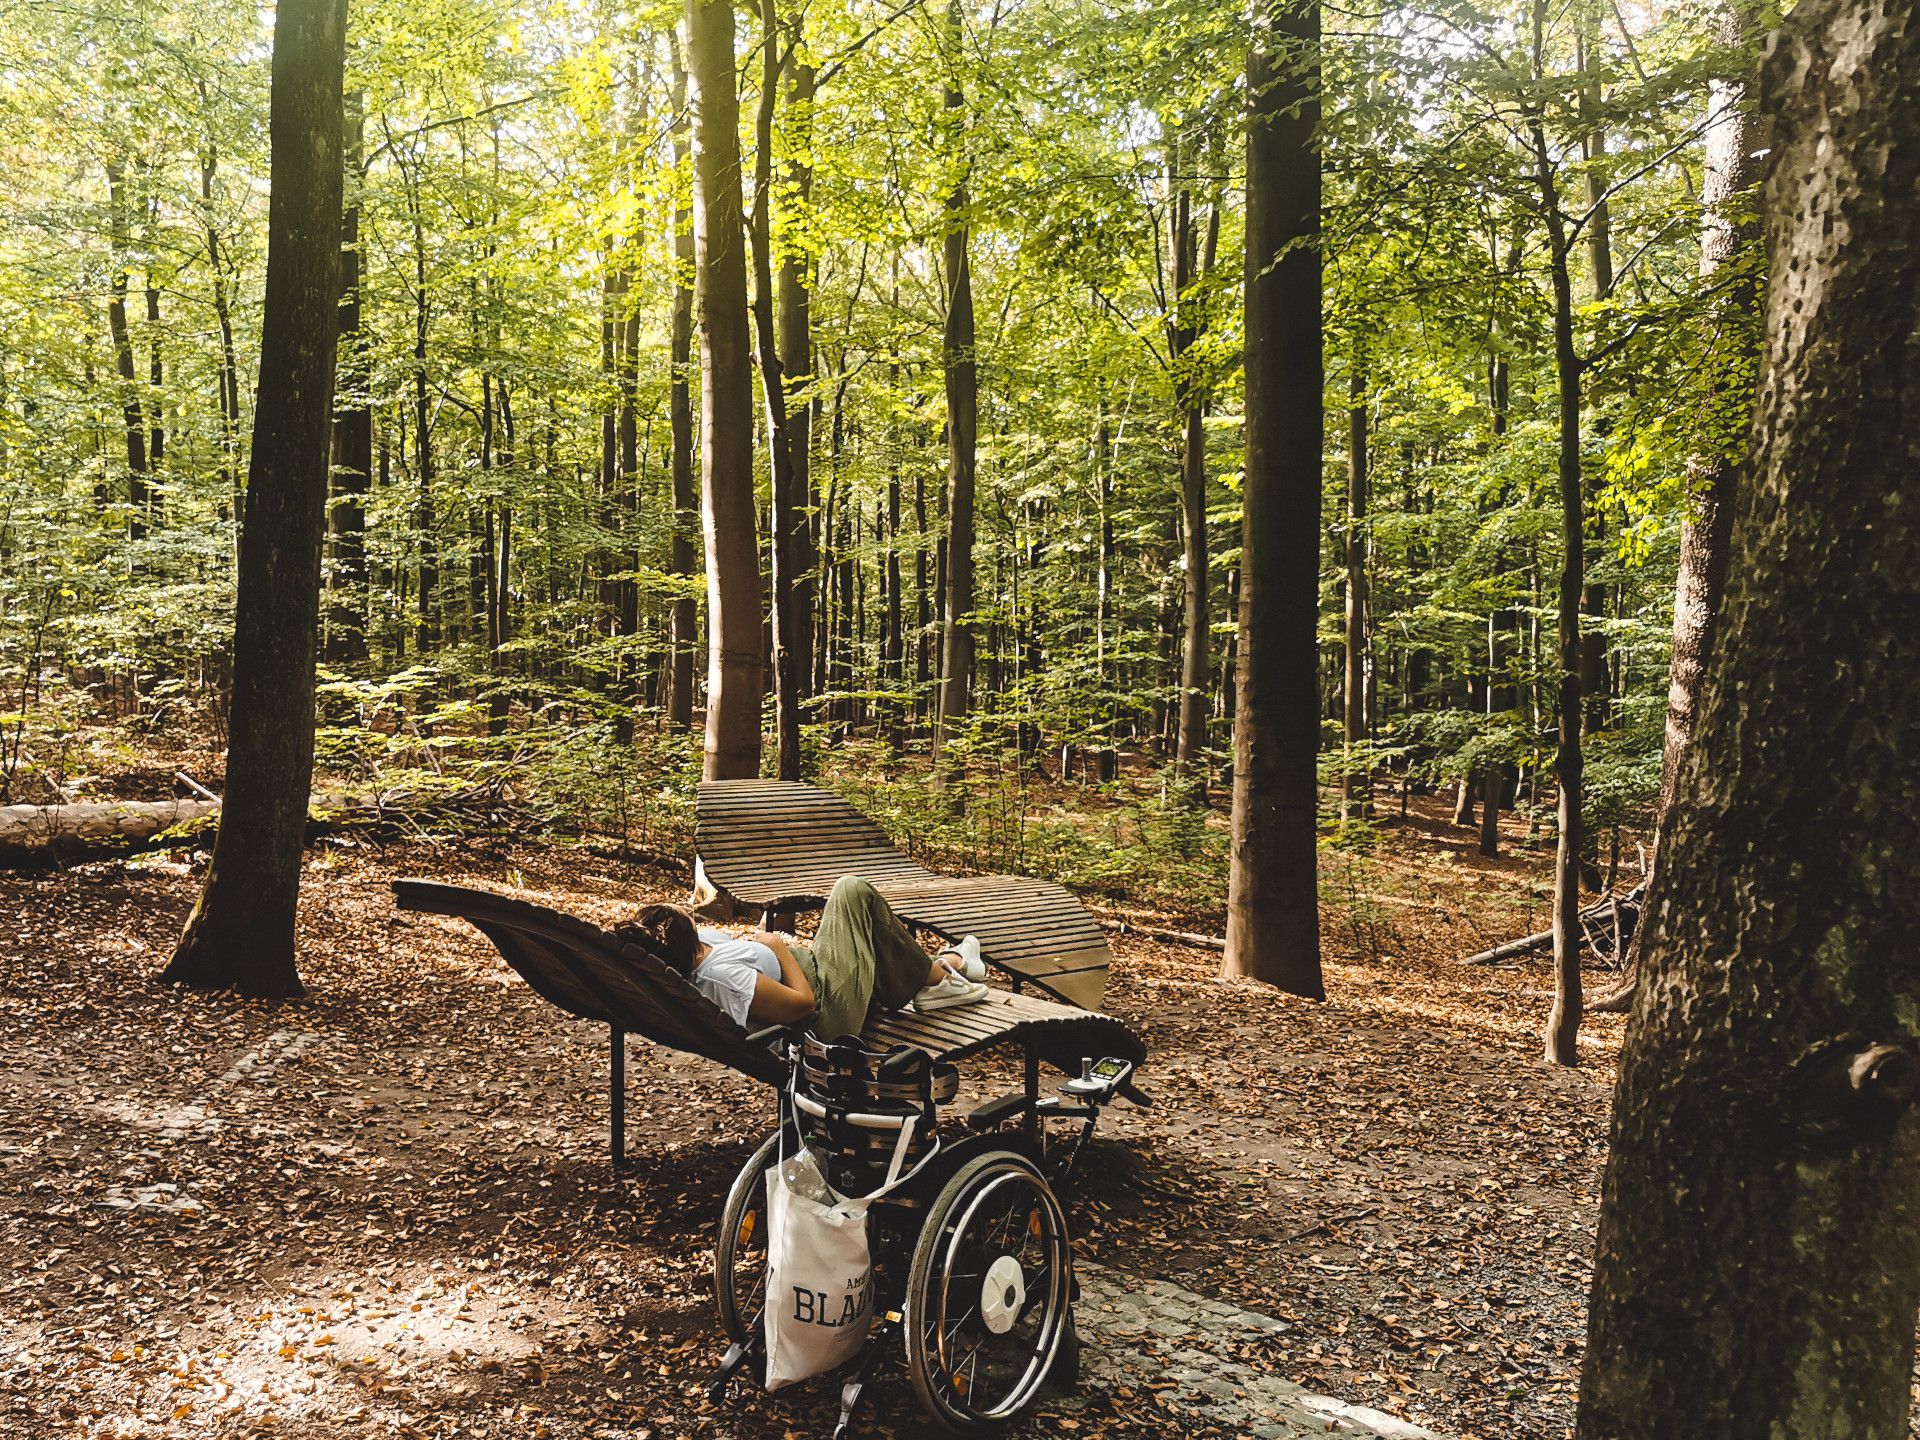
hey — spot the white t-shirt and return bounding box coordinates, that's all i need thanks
[691,927,781,1027]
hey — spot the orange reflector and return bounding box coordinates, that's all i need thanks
[738,1211,756,1245]
[1028,1210,1043,1238]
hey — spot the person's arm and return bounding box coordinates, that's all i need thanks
[746,933,815,1026]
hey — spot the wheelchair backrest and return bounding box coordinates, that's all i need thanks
[793,1034,956,1192]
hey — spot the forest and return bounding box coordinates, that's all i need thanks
[3,0,1919,1432]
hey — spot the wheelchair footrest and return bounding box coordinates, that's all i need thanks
[707,1335,761,1401]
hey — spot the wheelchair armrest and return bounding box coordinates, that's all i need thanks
[966,1093,1033,1131]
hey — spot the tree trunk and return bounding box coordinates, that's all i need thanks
[1603,0,1762,1008]
[1342,348,1370,820]
[933,0,975,777]
[197,101,244,561]
[1170,157,1211,801]
[1576,2,1920,1429]
[104,158,150,542]
[914,460,931,728]
[779,41,817,725]
[163,0,346,998]
[689,0,763,779]
[667,39,698,735]
[409,172,436,655]
[1,800,219,866]
[326,91,370,669]
[1578,19,1614,739]
[1531,52,1586,1065]
[882,270,906,752]
[487,382,514,735]
[751,0,803,781]
[144,275,164,492]
[1222,0,1323,1000]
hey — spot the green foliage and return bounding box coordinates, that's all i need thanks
[0,0,1758,879]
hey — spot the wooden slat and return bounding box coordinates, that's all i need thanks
[697,780,1113,1009]
[861,987,1144,1070]
[394,879,789,1084]
[397,879,1144,1101]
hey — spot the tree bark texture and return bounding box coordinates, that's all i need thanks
[104,158,151,540]
[163,0,346,998]
[1343,350,1370,821]
[934,0,975,774]
[1222,0,1323,1001]
[196,112,243,548]
[1652,7,1756,824]
[1530,48,1586,1064]
[1170,161,1211,799]
[751,0,803,782]
[667,40,698,735]
[1,800,219,867]
[688,0,764,779]
[327,91,370,669]
[778,43,817,720]
[1576,2,1920,1433]
[1602,0,1761,1011]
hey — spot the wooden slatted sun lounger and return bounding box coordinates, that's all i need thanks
[696,780,1115,1009]
[393,878,1145,1166]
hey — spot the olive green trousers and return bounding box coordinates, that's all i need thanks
[791,875,932,1040]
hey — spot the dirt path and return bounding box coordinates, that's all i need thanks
[0,810,1623,1439]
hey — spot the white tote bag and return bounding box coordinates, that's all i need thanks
[762,1115,927,1391]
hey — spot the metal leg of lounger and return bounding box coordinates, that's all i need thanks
[610,1026,626,1168]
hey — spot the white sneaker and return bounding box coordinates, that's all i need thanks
[938,935,986,981]
[913,971,989,1012]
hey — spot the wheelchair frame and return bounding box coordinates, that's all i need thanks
[709,1030,1145,1438]
[389,880,1148,1436]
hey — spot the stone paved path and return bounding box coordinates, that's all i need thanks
[1067,1264,1442,1439]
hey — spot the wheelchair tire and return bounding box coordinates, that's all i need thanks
[714,1132,780,1346]
[904,1150,1074,1435]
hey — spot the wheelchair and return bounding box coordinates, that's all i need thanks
[709,1031,1140,1437]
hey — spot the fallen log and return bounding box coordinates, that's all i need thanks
[1,779,551,870]
[0,800,220,866]
[1463,887,1644,966]
[1462,925,1555,966]
[1098,916,1226,952]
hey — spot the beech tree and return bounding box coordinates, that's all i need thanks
[0,0,1775,1004]
[933,0,976,772]
[1595,0,1760,1014]
[1222,0,1323,1001]
[688,0,762,781]
[1577,0,1920,1430]
[749,0,804,781]
[163,0,347,997]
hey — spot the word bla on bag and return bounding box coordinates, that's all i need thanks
[792,1286,871,1328]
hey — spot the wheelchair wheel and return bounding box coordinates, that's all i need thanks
[714,1132,779,1346]
[904,1151,1073,1435]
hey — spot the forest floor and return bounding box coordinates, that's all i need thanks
[0,781,1633,1440]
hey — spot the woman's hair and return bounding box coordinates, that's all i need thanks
[628,903,700,975]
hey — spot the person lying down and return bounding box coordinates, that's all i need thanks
[629,875,988,1041]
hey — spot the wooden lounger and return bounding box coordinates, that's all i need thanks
[393,879,1145,1165]
[696,780,1114,1009]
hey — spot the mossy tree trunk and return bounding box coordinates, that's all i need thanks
[1577,0,1920,1430]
